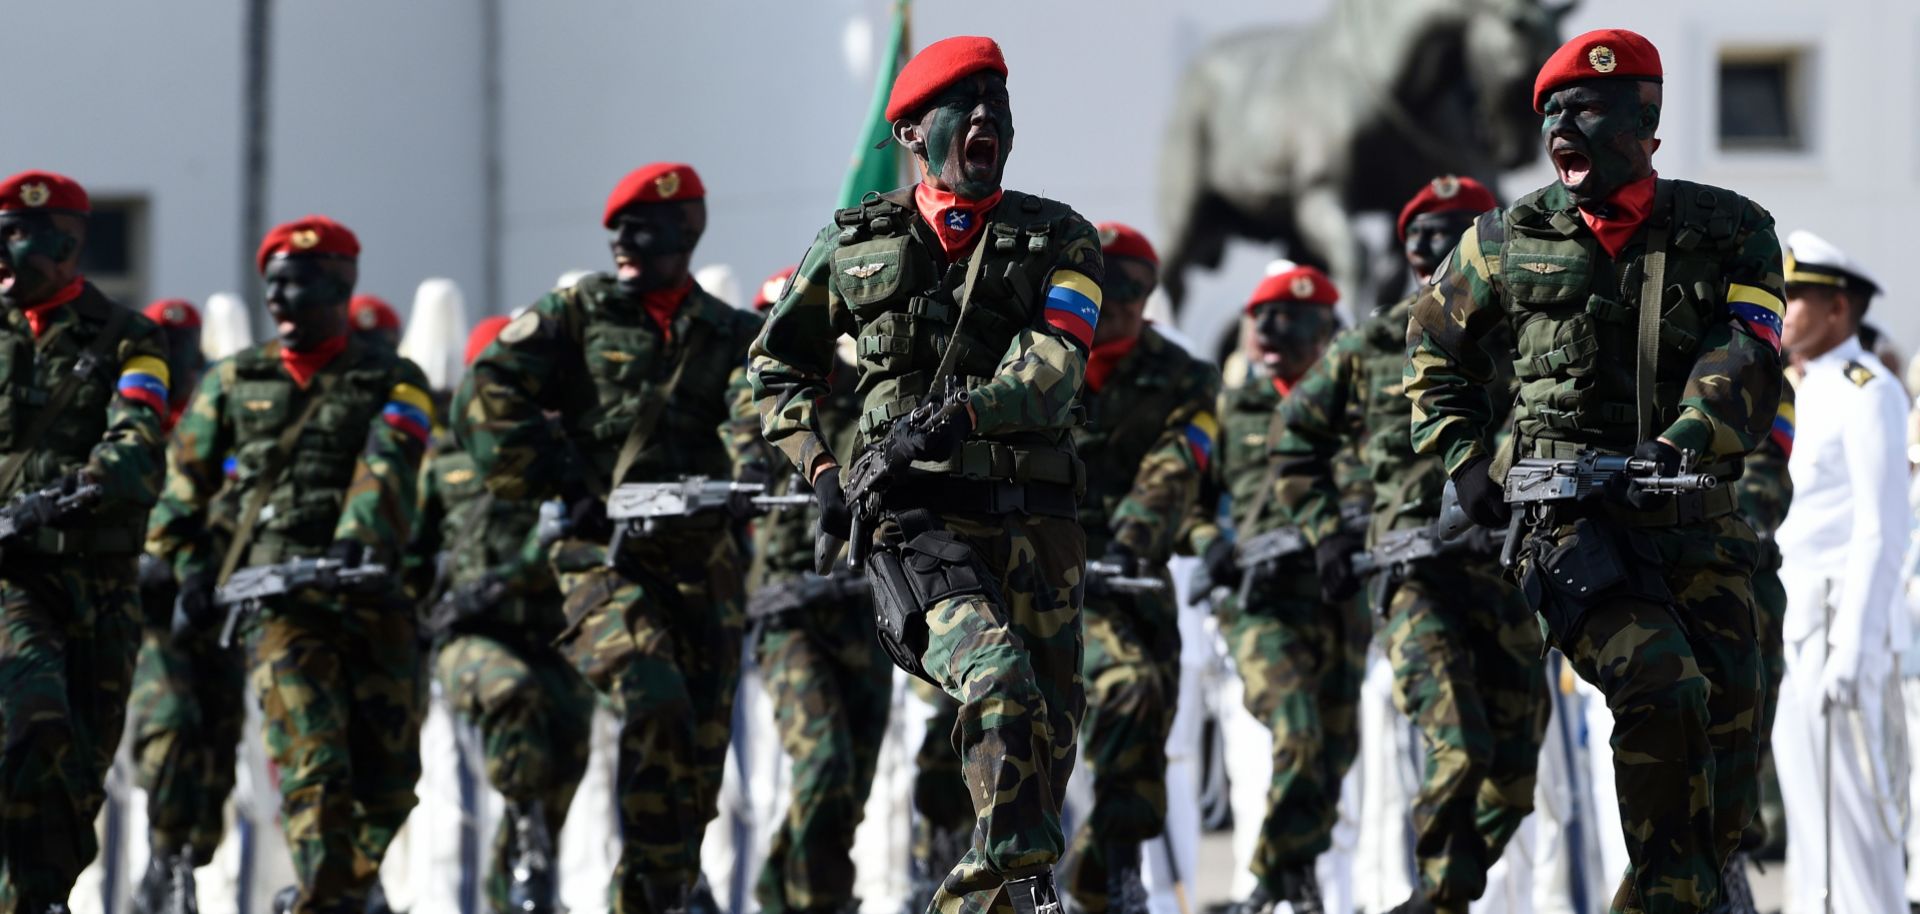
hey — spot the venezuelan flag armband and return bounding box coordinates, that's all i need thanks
[381,382,433,446]
[1043,269,1102,349]
[117,355,170,414]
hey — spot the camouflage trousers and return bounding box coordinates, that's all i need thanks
[130,625,247,863]
[251,597,424,914]
[1382,560,1548,910]
[1751,556,1787,851]
[0,555,140,910]
[900,511,1084,914]
[912,684,973,887]
[751,584,892,914]
[1062,585,1179,913]
[1219,571,1367,892]
[435,630,593,913]
[551,530,743,914]
[1534,515,1761,914]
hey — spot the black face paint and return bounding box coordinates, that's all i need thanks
[1541,81,1657,205]
[1402,211,1478,283]
[1252,300,1337,381]
[608,202,703,296]
[263,256,352,350]
[0,211,78,308]
[917,73,1014,200]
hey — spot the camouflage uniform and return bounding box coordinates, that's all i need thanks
[0,283,168,909]
[1191,368,1369,896]
[1404,178,1785,913]
[407,441,592,913]
[147,336,432,914]
[457,275,763,912]
[1275,297,1549,911]
[751,187,1103,912]
[128,599,247,865]
[1740,383,1794,849]
[1064,327,1218,911]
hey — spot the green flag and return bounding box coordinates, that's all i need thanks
[837,0,910,208]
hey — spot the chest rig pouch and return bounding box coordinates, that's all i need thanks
[865,507,1001,685]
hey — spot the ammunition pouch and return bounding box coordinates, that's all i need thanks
[866,510,998,685]
[883,476,1078,519]
[1519,516,1670,645]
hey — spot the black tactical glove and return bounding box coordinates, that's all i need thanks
[171,570,219,638]
[1612,439,1683,510]
[812,466,854,540]
[327,539,371,569]
[1313,531,1364,604]
[564,490,613,543]
[1100,539,1144,579]
[1450,454,1510,528]
[728,462,771,522]
[1186,535,1238,605]
[888,407,973,465]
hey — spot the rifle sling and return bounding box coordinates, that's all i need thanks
[605,319,711,496]
[217,374,336,587]
[928,229,991,386]
[0,304,130,496]
[1635,215,1670,445]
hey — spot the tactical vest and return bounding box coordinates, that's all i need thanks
[1500,179,1751,479]
[1219,376,1282,532]
[1075,329,1199,544]
[826,188,1082,490]
[430,446,561,635]
[226,338,409,564]
[557,276,757,487]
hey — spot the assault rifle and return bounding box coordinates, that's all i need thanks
[606,476,811,556]
[1499,448,1717,568]
[1086,561,1167,595]
[421,575,508,640]
[1350,480,1502,576]
[0,477,103,548]
[746,567,867,622]
[1230,502,1369,605]
[831,377,972,574]
[214,558,390,647]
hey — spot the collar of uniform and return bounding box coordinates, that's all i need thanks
[22,277,87,338]
[1806,333,1868,372]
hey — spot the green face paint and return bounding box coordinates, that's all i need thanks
[263,256,353,350]
[1252,300,1337,381]
[0,212,78,308]
[1541,80,1658,205]
[916,73,1014,200]
[1402,211,1477,282]
[607,201,704,296]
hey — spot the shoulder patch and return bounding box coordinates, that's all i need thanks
[498,310,540,345]
[443,468,476,485]
[1844,359,1877,388]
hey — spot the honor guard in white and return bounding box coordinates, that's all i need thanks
[1773,229,1911,914]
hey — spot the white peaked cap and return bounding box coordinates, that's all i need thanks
[399,278,471,393]
[201,292,254,361]
[1786,229,1881,295]
[695,264,743,310]
[556,270,594,290]
[1264,258,1300,277]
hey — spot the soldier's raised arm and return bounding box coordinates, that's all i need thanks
[1403,214,1506,476]
[749,225,845,480]
[965,217,1104,435]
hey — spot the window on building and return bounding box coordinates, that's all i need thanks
[79,196,148,306]
[1718,49,1808,151]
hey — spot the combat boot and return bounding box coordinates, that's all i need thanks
[1382,893,1438,914]
[363,881,395,914]
[903,823,967,914]
[1223,885,1271,914]
[686,875,719,914]
[1002,872,1063,914]
[1274,863,1323,914]
[1102,843,1149,914]
[505,801,557,914]
[137,846,199,914]
[271,886,300,914]
[1710,854,1756,914]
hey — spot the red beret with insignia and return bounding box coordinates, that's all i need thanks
[1247,264,1338,312]
[142,298,201,329]
[466,315,512,366]
[1534,28,1662,113]
[885,36,1008,122]
[0,170,90,215]
[349,294,401,332]
[1095,222,1159,269]
[753,265,797,312]
[256,215,360,273]
[1396,176,1499,241]
[603,163,705,227]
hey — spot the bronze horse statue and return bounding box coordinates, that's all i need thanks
[1158,0,1575,310]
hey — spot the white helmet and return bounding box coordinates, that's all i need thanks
[695,263,744,310]
[399,278,471,393]
[201,292,254,361]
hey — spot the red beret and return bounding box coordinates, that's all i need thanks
[1247,264,1338,313]
[142,298,201,329]
[257,215,360,273]
[1534,29,1662,113]
[0,170,90,215]
[349,294,401,332]
[885,36,1008,122]
[466,315,512,366]
[753,265,797,311]
[1396,176,1499,241]
[603,163,705,227]
[1096,222,1158,269]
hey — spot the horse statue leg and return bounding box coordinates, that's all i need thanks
[1293,184,1367,319]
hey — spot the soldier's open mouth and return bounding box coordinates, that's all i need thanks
[964,130,998,172]
[614,252,639,281]
[1553,148,1591,188]
[0,264,12,293]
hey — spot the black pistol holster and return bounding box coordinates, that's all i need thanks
[867,508,998,685]
[1519,514,1670,646]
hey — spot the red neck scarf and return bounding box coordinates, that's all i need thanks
[21,278,85,338]
[1578,173,1657,258]
[642,278,694,343]
[281,333,347,389]
[1083,334,1139,394]
[914,183,1003,259]
[1272,376,1294,399]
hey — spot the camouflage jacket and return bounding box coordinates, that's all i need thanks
[1075,327,1221,562]
[0,282,170,553]
[748,187,1104,490]
[744,354,861,587]
[455,276,764,500]
[1405,178,1785,481]
[1740,379,1795,567]
[406,442,561,637]
[147,336,432,579]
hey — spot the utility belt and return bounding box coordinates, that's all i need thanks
[17,524,143,556]
[882,475,1078,519]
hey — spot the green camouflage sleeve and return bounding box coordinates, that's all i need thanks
[1738,380,1795,536]
[1660,201,1786,463]
[1405,215,1506,474]
[89,315,172,507]
[402,454,446,604]
[333,359,432,560]
[1274,327,1366,546]
[720,319,771,480]
[968,214,1105,435]
[502,503,557,597]
[458,291,579,498]
[1111,362,1222,563]
[146,359,235,580]
[1178,387,1233,557]
[749,225,847,478]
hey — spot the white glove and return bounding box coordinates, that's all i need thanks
[1822,649,1864,708]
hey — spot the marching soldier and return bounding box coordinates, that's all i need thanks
[1403,29,1786,912]
[1274,177,1549,914]
[1771,230,1907,913]
[1063,223,1218,914]
[409,316,593,914]
[0,170,171,913]
[1191,263,1359,914]
[750,35,1103,912]
[457,162,766,914]
[148,215,433,914]
[739,266,895,914]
